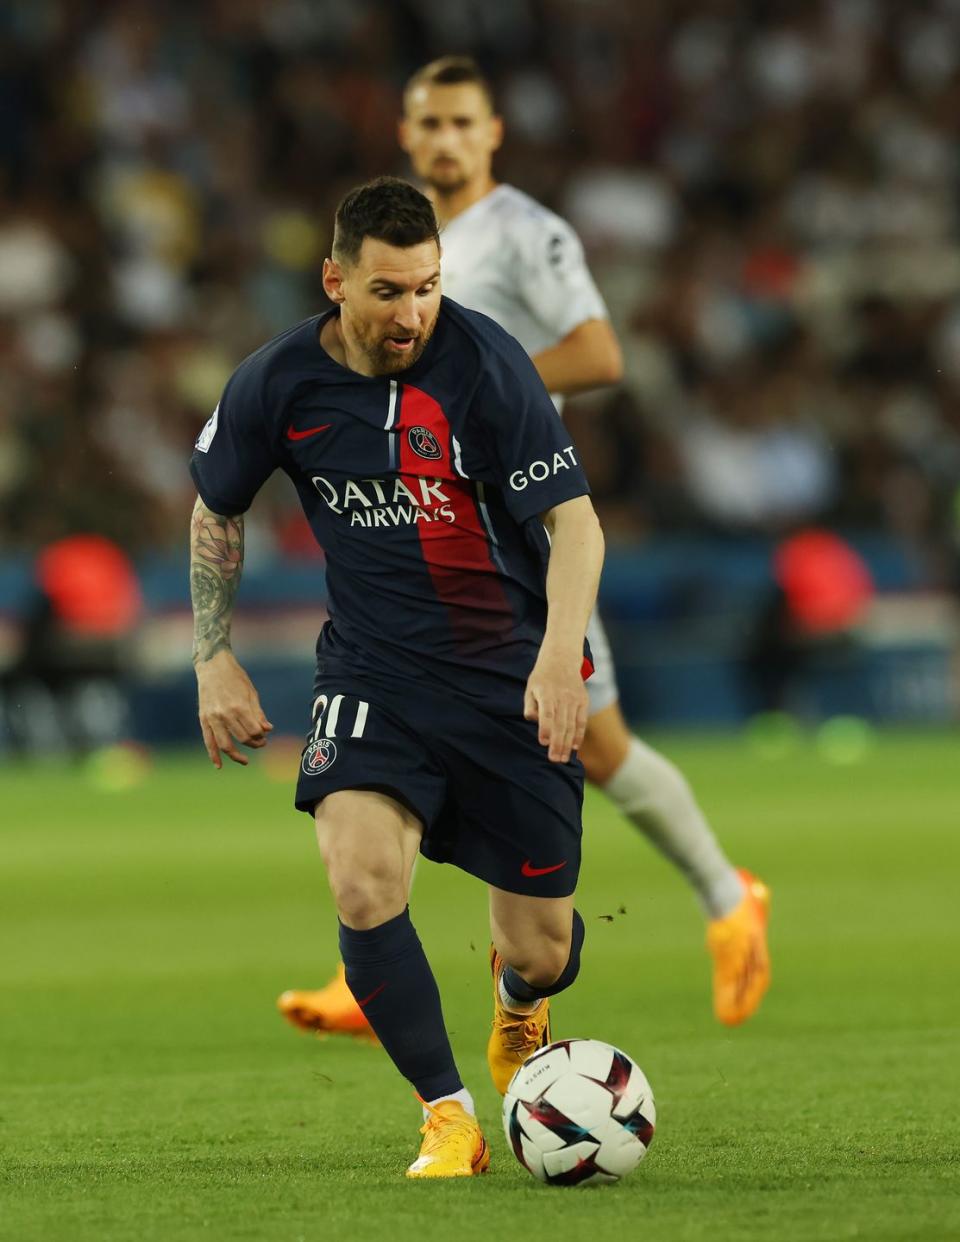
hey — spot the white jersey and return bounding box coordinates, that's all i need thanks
[439,183,619,715]
[439,184,608,410]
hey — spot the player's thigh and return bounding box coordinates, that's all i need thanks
[314,788,423,891]
[425,693,584,895]
[297,679,443,904]
[579,700,632,784]
[488,887,576,982]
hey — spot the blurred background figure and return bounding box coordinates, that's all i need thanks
[0,0,957,745]
[745,528,875,716]
[1,534,142,753]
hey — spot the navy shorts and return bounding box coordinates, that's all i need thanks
[294,668,583,898]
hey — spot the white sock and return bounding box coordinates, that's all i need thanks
[425,1087,475,1119]
[498,973,539,1014]
[603,737,745,919]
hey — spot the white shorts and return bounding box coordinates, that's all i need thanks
[586,608,619,716]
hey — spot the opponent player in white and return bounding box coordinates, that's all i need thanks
[279,57,770,1033]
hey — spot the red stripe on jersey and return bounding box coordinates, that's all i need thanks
[397,384,512,648]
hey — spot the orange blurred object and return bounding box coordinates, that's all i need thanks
[275,509,325,560]
[742,246,802,301]
[36,535,142,637]
[774,529,874,634]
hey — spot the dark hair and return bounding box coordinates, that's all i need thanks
[332,176,440,266]
[403,55,495,112]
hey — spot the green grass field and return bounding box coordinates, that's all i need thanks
[1,732,958,1241]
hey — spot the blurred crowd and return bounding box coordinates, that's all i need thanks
[2,0,960,584]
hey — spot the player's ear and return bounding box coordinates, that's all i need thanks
[323,257,346,304]
[489,113,504,153]
[398,116,411,154]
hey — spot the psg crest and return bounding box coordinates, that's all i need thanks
[408,425,443,460]
[301,737,337,776]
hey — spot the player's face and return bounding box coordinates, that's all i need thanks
[400,83,503,194]
[328,238,442,375]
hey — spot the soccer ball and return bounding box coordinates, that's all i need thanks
[502,1039,655,1187]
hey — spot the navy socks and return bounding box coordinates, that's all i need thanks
[501,909,586,1003]
[338,908,462,1100]
[339,906,585,1096]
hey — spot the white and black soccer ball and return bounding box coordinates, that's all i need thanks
[503,1039,655,1187]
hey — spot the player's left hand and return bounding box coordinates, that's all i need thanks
[524,649,588,763]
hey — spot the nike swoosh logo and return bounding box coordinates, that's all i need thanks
[356,981,387,1008]
[286,423,332,440]
[521,859,567,878]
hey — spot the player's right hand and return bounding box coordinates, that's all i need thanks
[195,650,273,768]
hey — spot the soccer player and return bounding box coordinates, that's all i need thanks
[190,177,605,1177]
[279,57,770,1038]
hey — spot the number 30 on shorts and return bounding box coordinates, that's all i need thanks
[310,693,369,741]
[301,693,369,777]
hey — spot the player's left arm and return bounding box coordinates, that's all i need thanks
[476,316,603,762]
[525,495,605,763]
[530,317,623,396]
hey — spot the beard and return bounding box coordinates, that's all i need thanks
[424,158,469,196]
[359,311,439,375]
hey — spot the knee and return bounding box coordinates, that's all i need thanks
[580,744,616,787]
[508,928,571,989]
[330,871,404,927]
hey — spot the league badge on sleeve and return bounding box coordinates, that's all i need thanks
[195,403,220,453]
[547,233,566,269]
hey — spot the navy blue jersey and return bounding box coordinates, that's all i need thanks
[190,298,591,711]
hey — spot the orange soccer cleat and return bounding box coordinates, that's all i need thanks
[406,1099,490,1179]
[486,945,552,1095]
[277,963,377,1039]
[707,868,771,1026]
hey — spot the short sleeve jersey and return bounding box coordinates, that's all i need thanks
[439,185,608,411]
[190,299,591,710]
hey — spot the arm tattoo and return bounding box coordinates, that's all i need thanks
[190,497,244,664]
